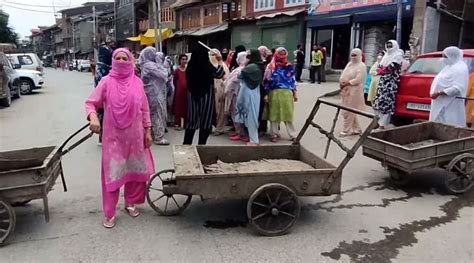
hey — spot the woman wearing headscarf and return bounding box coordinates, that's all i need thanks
[139,47,170,145]
[173,54,188,130]
[225,51,247,140]
[373,40,403,129]
[429,47,469,127]
[210,48,230,135]
[234,49,265,146]
[86,48,155,229]
[258,45,272,134]
[230,45,246,71]
[367,51,384,105]
[184,44,225,145]
[165,56,176,126]
[263,47,298,143]
[339,48,367,136]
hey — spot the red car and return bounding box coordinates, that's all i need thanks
[393,49,474,126]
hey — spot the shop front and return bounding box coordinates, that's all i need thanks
[306,0,415,70]
[231,10,306,62]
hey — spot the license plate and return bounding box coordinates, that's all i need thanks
[406,103,431,112]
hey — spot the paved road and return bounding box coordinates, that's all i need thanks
[1,68,472,262]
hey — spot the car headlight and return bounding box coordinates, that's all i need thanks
[35,73,44,77]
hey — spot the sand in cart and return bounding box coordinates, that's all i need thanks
[204,159,315,174]
[403,139,442,149]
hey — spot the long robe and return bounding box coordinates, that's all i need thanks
[429,58,469,127]
[340,56,367,134]
[367,62,381,104]
[85,76,155,192]
[173,68,188,125]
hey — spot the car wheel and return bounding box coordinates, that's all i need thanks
[19,79,34,95]
[391,116,413,127]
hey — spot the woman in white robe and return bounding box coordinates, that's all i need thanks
[429,47,469,127]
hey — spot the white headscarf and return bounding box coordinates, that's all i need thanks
[381,40,404,67]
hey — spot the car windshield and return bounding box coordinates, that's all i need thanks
[408,56,474,74]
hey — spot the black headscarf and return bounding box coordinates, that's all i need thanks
[186,44,215,98]
[240,49,264,89]
[230,45,246,71]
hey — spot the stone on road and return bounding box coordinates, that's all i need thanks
[0,69,472,262]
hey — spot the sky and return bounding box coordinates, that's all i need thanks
[0,0,112,39]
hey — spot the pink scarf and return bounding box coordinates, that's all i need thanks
[107,48,142,129]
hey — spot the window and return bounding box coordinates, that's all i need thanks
[408,57,474,75]
[182,9,201,29]
[284,0,305,7]
[18,55,33,65]
[204,4,220,25]
[254,0,275,12]
[161,8,174,23]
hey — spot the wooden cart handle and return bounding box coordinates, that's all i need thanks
[58,124,93,156]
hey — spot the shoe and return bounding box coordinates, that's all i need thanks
[339,132,353,137]
[241,137,250,143]
[229,135,241,141]
[103,217,116,229]
[270,136,279,143]
[246,142,259,146]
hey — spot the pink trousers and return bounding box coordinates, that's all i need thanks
[101,176,146,219]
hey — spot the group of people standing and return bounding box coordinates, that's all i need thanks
[340,40,469,136]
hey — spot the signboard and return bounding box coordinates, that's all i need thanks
[308,0,394,15]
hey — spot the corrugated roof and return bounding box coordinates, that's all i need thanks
[174,23,228,37]
[233,9,305,22]
[170,0,201,9]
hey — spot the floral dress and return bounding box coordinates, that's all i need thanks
[373,63,401,115]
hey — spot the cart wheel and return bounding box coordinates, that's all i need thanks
[445,153,474,194]
[389,168,411,186]
[0,198,15,244]
[247,183,300,236]
[146,169,192,216]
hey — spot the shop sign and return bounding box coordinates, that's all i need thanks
[308,0,394,15]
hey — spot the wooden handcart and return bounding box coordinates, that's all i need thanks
[0,124,92,244]
[146,94,378,236]
[362,122,474,194]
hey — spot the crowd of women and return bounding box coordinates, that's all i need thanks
[85,42,300,228]
[340,40,469,136]
[84,38,469,228]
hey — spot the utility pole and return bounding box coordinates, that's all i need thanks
[157,0,163,52]
[396,0,403,44]
[152,0,159,48]
[71,20,75,61]
[93,5,97,61]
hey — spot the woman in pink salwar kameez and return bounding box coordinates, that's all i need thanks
[85,48,155,228]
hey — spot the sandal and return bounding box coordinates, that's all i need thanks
[270,136,279,143]
[246,142,259,146]
[125,205,140,217]
[154,138,170,145]
[103,217,116,229]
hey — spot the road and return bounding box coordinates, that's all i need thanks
[0,68,472,262]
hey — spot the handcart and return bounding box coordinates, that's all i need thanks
[362,122,474,194]
[0,124,92,244]
[146,93,378,236]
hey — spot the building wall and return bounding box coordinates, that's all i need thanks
[422,6,440,53]
[247,0,306,16]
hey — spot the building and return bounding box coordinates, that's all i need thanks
[415,0,474,54]
[168,0,242,55]
[231,0,307,61]
[59,2,115,61]
[306,0,415,69]
[116,0,149,48]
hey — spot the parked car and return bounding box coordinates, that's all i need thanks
[77,59,91,72]
[7,53,43,73]
[0,52,21,107]
[393,49,474,126]
[16,69,44,94]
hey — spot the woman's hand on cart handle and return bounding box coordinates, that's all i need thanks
[145,128,153,148]
[89,113,101,134]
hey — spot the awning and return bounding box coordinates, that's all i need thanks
[307,15,351,27]
[233,9,304,22]
[143,28,174,39]
[127,28,173,45]
[352,6,414,23]
[174,23,228,37]
[170,0,200,9]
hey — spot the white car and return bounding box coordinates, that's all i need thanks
[7,53,43,73]
[77,60,91,72]
[15,69,44,94]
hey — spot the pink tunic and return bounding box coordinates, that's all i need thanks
[86,77,155,192]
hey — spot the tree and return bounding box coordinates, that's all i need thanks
[0,16,18,44]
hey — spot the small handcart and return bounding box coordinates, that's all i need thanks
[0,125,92,244]
[362,122,474,194]
[146,94,378,236]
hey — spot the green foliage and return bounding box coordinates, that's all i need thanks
[0,16,18,44]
